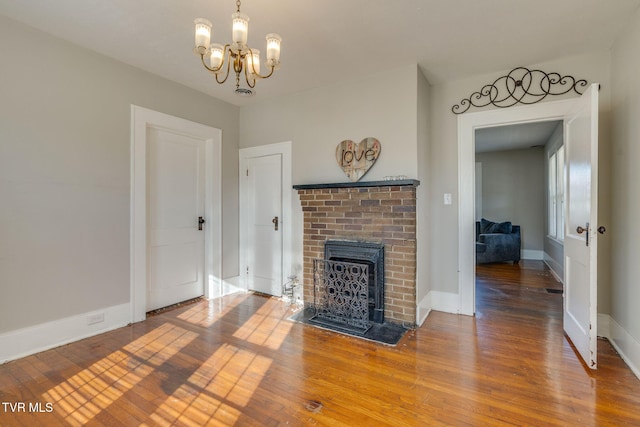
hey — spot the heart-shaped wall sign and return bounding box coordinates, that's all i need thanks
[335,137,381,182]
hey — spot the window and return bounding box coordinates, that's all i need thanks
[548,145,565,240]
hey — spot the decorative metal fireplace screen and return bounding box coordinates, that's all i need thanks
[307,240,385,335]
[324,240,385,324]
[310,259,372,335]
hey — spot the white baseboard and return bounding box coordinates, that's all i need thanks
[221,276,244,296]
[543,254,564,283]
[598,313,640,380]
[597,313,610,338]
[548,267,563,284]
[416,294,431,326]
[521,249,544,260]
[429,290,460,314]
[0,303,131,364]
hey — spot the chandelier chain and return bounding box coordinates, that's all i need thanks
[236,0,241,12]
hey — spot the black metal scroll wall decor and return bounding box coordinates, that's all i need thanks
[451,67,588,114]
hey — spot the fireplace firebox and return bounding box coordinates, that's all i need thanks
[309,240,385,335]
[325,240,385,323]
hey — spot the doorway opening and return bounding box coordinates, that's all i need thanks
[474,120,564,313]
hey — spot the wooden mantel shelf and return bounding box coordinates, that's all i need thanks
[293,179,420,190]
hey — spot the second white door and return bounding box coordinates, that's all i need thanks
[246,154,283,296]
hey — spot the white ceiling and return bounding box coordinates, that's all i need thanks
[475,120,562,153]
[0,0,638,106]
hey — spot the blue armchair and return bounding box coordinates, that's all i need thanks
[476,219,521,264]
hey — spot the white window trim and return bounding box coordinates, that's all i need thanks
[548,145,565,242]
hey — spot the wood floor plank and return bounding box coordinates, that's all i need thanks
[1,261,639,425]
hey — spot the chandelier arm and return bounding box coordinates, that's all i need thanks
[198,46,233,84]
[242,57,254,88]
[251,66,276,80]
[244,68,256,88]
[199,44,231,73]
[214,56,233,84]
[245,47,277,80]
[245,63,276,80]
[199,54,219,73]
[243,67,275,88]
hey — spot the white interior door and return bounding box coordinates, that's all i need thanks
[563,83,599,369]
[246,154,283,296]
[147,128,205,311]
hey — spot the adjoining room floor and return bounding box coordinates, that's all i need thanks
[1,261,639,425]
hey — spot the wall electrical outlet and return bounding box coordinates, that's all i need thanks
[444,193,453,205]
[87,313,105,325]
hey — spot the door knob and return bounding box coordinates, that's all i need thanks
[198,216,205,231]
[597,226,606,234]
[577,222,589,246]
[272,216,279,231]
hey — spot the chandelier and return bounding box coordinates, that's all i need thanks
[193,0,282,96]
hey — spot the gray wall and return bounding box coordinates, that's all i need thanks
[476,148,545,252]
[239,64,420,183]
[610,6,640,358]
[0,16,240,333]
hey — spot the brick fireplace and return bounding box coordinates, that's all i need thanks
[294,180,419,326]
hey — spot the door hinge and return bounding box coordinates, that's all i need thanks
[246,266,249,274]
[246,169,249,177]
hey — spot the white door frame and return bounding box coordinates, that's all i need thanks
[458,98,580,315]
[239,141,292,292]
[130,105,222,323]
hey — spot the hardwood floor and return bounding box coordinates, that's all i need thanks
[1,261,639,426]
